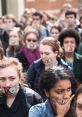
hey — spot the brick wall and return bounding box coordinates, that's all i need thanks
[24,0,78,13]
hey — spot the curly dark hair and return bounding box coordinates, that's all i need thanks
[58,29,80,48]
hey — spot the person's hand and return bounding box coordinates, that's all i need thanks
[55,95,74,117]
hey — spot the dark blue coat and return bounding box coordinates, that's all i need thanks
[27,58,70,93]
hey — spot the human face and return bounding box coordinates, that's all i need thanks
[51,28,60,38]
[9,31,20,46]
[4,18,15,30]
[63,37,76,53]
[40,44,57,69]
[26,33,38,50]
[32,16,41,26]
[66,14,76,27]
[0,65,20,96]
[76,93,82,117]
[45,80,72,106]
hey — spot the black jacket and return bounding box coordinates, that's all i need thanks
[0,85,42,117]
[27,58,69,93]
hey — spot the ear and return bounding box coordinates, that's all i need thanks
[54,51,58,56]
[44,90,49,98]
[19,77,22,84]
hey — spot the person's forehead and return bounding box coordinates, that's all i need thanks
[66,14,75,18]
[0,65,18,77]
[33,15,40,19]
[51,28,59,32]
[54,79,71,89]
[9,31,18,35]
[64,37,76,41]
[40,44,52,50]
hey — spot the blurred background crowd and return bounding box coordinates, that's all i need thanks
[0,0,82,117]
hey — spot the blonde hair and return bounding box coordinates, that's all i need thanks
[24,28,40,40]
[0,57,25,82]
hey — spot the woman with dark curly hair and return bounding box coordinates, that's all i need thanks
[58,29,82,83]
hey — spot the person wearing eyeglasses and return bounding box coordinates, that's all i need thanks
[27,37,71,93]
[16,28,40,72]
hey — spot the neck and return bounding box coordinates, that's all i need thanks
[6,95,16,107]
[65,52,74,63]
[6,86,20,107]
[53,59,58,67]
[45,59,58,70]
[67,24,75,29]
[65,52,74,58]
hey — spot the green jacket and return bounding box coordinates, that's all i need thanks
[73,53,82,83]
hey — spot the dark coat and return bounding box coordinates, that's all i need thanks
[62,53,82,83]
[27,58,70,93]
[0,85,42,117]
[16,51,28,71]
[73,53,82,83]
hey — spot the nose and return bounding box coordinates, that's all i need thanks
[5,79,10,87]
[63,91,70,99]
[41,54,47,59]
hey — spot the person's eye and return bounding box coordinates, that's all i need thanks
[0,78,6,82]
[56,90,64,94]
[9,77,16,81]
[77,105,82,110]
[71,41,74,44]
[67,87,71,92]
[45,52,49,55]
[64,42,68,44]
[40,52,43,55]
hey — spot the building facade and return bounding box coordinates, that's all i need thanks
[24,0,80,15]
[0,0,82,18]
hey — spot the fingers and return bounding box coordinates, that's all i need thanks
[54,94,75,106]
[69,94,75,103]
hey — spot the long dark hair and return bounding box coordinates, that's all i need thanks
[39,66,78,99]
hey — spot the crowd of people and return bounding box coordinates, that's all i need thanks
[0,3,82,117]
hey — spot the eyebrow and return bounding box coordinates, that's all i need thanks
[77,103,82,105]
[0,76,17,78]
[55,86,71,90]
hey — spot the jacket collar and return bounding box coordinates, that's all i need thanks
[43,99,56,117]
[10,86,28,112]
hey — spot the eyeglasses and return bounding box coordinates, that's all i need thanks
[27,39,37,43]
